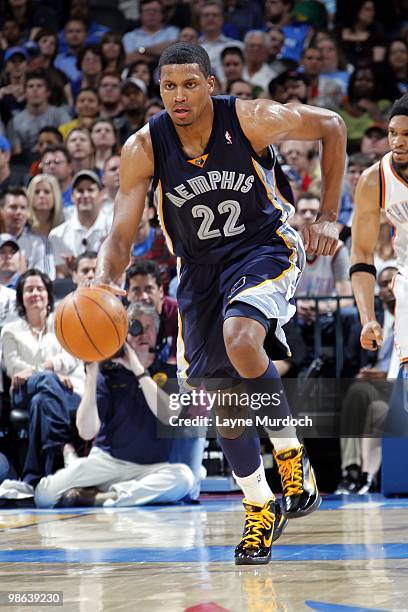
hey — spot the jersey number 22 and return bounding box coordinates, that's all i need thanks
[192,200,245,240]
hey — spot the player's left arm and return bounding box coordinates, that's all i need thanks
[237,100,347,256]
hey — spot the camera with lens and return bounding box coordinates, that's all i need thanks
[113,319,144,359]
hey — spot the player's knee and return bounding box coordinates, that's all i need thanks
[224,319,264,375]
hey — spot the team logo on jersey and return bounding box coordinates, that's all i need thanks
[187,154,208,168]
[228,276,246,299]
[225,131,233,145]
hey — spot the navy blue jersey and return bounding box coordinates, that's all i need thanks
[150,96,294,265]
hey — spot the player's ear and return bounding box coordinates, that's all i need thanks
[208,75,215,94]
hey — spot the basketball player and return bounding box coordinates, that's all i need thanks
[351,94,408,372]
[94,43,347,564]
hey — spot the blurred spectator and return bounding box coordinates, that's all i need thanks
[124,59,157,97]
[1,186,53,276]
[223,0,263,40]
[295,192,353,318]
[314,32,351,105]
[336,0,386,65]
[221,46,245,90]
[101,155,119,216]
[65,127,95,174]
[100,31,126,74]
[279,70,308,103]
[226,78,253,100]
[26,174,64,238]
[338,152,372,243]
[59,88,100,141]
[0,19,22,50]
[143,98,164,123]
[32,29,72,108]
[162,0,193,30]
[1,269,84,487]
[279,140,318,193]
[198,1,243,80]
[72,249,97,287]
[179,27,199,44]
[33,303,194,509]
[336,266,398,495]
[300,45,323,105]
[40,145,74,210]
[97,71,123,120]
[6,70,71,164]
[49,169,111,277]
[0,46,27,126]
[0,0,58,42]
[29,126,63,178]
[0,135,26,197]
[126,260,177,361]
[266,25,292,78]
[123,0,179,65]
[263,0,293,29]
[71,43,104,99]
[54,17,88,82]
[59,1,108,50]
[379,39,408,99]
[242,30,275,94]
[336,64,391,152]
[116,78,147,145]
[130,196,177,292]
[0,233,24,289]
[0,238,17,327]
[90,118,118,174]
[360,124,390,161]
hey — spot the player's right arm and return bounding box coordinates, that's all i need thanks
[94,126,155,291]
[351,163,382,350]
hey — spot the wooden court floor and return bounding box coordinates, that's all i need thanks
[1,494,407,612]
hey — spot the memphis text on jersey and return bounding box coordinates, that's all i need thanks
[165,170,255,207]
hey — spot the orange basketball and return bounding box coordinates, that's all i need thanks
[54,287,128,362]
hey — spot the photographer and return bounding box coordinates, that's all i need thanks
[34,303,195,508]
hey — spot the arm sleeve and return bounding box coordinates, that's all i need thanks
[1,327,33,376]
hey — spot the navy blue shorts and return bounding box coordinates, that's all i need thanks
[176,226,305,385]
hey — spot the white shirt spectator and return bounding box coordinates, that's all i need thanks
[242,63,276,91]
[0,285,17,330]
[199,35,244,81]
[1,315,84,395]
[49,210,112,266]
[17,228,55,279]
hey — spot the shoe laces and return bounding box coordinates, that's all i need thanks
[276,449,304,496]
[242,505,275,549]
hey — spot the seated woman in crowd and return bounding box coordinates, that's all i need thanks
[1,269,84,487]
[100,31,126,74]
[336,0,386,66]
[27,174,64,238]
[59,88,100,142]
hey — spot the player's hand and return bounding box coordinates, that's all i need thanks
[360,321,383,351]
[11,368,34,389]
[91,280,127,297]
[302,217,339,256]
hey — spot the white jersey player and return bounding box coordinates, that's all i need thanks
[351,93,408,370]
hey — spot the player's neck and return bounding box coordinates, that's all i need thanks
[391,159,408,183]
[173,99,214,158]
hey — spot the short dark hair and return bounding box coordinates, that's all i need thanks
[159,42,212,78]
[26,70,50,90]
[221,46,244,62]
[2,186,28,204]
[74,250,98,272]
[38,126,63,142]
[226,78,252,95]
[16,269,54,317]
[379,265,398,281]
[389,93,408,120]
[41,144,72,163]
[348,152,371,169]
[76,43,103,71]
[126,260,162,287]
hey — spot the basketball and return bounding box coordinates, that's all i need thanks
[54,287,128,362]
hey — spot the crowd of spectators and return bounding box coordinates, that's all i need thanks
[0,0,407,502]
